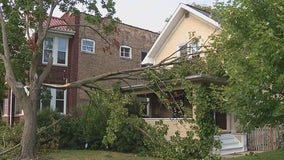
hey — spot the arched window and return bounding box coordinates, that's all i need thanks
[81,38,95,53]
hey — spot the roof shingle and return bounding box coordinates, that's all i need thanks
[44,17,74,33]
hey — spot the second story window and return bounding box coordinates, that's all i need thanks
[81,39,95,53]
[42,37,68,66]
[178,40,201,58]
[120,45,132,59]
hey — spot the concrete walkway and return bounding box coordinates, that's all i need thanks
[222,151,263,158]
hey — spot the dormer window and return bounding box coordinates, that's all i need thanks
[42,36,68,66]
[81,39,95,53]
[120,45,132,59]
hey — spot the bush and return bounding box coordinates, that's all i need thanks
[34,104,110,150]
[80,104,109,150]
[36,109,61,152]
[0,121,23,159]
[58,105,108,150]
[110,120,145,153]
[58,114,85,149]
[139,120,220,160]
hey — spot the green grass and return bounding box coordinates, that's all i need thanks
[224,149,284,160]
[41,149,284,160]
[41,150,158,160]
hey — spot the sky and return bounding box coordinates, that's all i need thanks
[113,0,220,32]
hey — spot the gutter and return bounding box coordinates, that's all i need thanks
[48,28,76,36]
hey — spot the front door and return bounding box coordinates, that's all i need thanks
[215,112,227,130]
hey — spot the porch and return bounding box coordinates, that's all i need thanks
[122,74,247,155]
[144,118,247,156]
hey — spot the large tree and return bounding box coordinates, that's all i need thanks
[0,0,117,159]
[210,0,284,130]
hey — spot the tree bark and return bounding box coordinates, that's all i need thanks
[17,87,39,160]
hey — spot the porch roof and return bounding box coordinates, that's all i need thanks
[121,74,226,95]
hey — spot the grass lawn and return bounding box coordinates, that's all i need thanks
[224,149,284,160]
[40,149,284,160]
[41,150,158,160]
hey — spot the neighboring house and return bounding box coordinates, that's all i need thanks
[1,13,158,124]
[128,3,247,155]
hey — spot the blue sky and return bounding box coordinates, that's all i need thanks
[114,0,221,32]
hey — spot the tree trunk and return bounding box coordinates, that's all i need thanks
[17,88,39,160]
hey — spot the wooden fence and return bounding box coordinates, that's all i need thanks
[248,125,284,151]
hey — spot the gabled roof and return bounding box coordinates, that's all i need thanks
[141,3,220,65]
[44,17,75,35]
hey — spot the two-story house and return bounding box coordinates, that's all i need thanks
[123,3,247,155]
[1,13,158,125]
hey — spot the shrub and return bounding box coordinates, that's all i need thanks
[110,120,145,153]
[36,109,61,152]
[58,114,85,149]
[138,119,220,160]
[59,105,108,150]
[0,121,23,159]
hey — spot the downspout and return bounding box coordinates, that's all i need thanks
[9,90,13,126]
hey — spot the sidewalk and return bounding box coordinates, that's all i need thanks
[222,151,263,158]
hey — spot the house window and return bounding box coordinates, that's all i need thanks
[178,40,201,58]
[42,37,68,66]
[81,39,95,53]
[120,45,132,59]
[40,88,67,114]
[2,98,8,115]
[12,94,23,115]
[138,97,150,117]
[141,52,147,67]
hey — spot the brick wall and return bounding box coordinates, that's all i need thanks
[76,14,159,104]
[44,13,159,111]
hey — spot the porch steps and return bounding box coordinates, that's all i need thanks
[219,134,245,155]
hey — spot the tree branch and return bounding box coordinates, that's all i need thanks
[48,24,111,45]
[30,0,58,84]
[38,56,53,84]
[0,6,18,90]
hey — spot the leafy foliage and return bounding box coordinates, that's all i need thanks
[0,0,120,158]
[110,120,145,153]
[192,85,221,158]
[36,109,61,152]
[80,94,110,150]
[135,118,220,160]
[58,113,84,149]
[0,122,23,159]
[210,0,284,130]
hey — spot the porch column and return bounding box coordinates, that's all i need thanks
[230,113,236,133]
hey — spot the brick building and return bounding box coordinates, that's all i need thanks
[1,13,158,124]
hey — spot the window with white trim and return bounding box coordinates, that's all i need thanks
[40,88,67,114]
[120,45,132,59]
[2,98,8,116]
[178,40,201,58]
[42,37,68,66]
[81,39,95,53]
